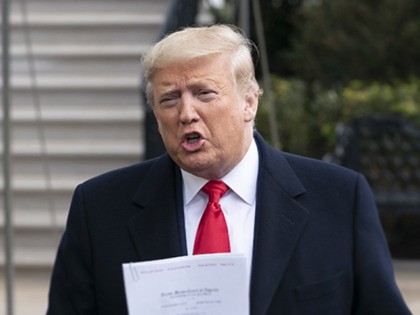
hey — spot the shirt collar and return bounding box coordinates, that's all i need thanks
[181,139,259,206]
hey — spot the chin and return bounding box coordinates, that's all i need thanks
[181,160,214,177]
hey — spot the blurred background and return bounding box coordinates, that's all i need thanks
[1,0,419,314]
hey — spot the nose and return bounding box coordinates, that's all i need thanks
[179,94,199,125]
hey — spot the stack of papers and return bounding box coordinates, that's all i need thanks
[122,253,249,315]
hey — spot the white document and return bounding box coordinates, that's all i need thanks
[122,253,249,315]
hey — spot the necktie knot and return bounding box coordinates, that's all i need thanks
[201,180,229,203]
[193,180,230,255]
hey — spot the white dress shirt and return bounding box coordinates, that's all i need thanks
[181,139,259,283]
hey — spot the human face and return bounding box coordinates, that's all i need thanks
[151,54,258,179]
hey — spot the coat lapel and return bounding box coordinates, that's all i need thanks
[127,154,186,262]
[251,134,309,315]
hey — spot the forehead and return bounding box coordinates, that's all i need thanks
[152,54,234,88]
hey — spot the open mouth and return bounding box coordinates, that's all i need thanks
[182,132,204,151]
[186,133,201,144]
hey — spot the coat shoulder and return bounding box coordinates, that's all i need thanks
[79,154,174,194]
[273,149,369,197]
[282,151,361,184]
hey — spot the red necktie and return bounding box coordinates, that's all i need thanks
[193,180,230,254]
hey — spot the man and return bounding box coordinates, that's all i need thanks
[47,25,411,314]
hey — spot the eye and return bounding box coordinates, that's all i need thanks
[158,95,179,108]
[197,89,217,102]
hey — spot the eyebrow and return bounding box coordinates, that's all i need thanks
[158,81,217,95]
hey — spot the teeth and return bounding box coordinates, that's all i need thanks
[187,134,200,144]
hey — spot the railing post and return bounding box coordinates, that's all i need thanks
[2,0,15,313]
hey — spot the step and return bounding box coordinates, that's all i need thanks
[1,155,142,191]
[2,117,142,137]
[8,43,147,57]
[10,0,170,15]
[0,248,58,269]
[11,89,144,107]
[11,30,159,46]
[1,175,102,192]
[0,206,68,230]
[3,45,144,75]
[7,106,143,122]
[1,155,142,172]
[5,46,145,75]
[9,23,162,46]
[10,104,145,120]
[10,12,163,27]
[0,230,60,268]
[6,74,141,90]
[7,125,142,144]
[6,141,142,157]
[9,57,143,76]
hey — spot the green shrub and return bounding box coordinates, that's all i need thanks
[256,77,420,158]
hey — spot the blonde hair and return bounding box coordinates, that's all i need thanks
[142,24,261,104]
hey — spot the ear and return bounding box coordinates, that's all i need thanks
[243,90,259,123]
